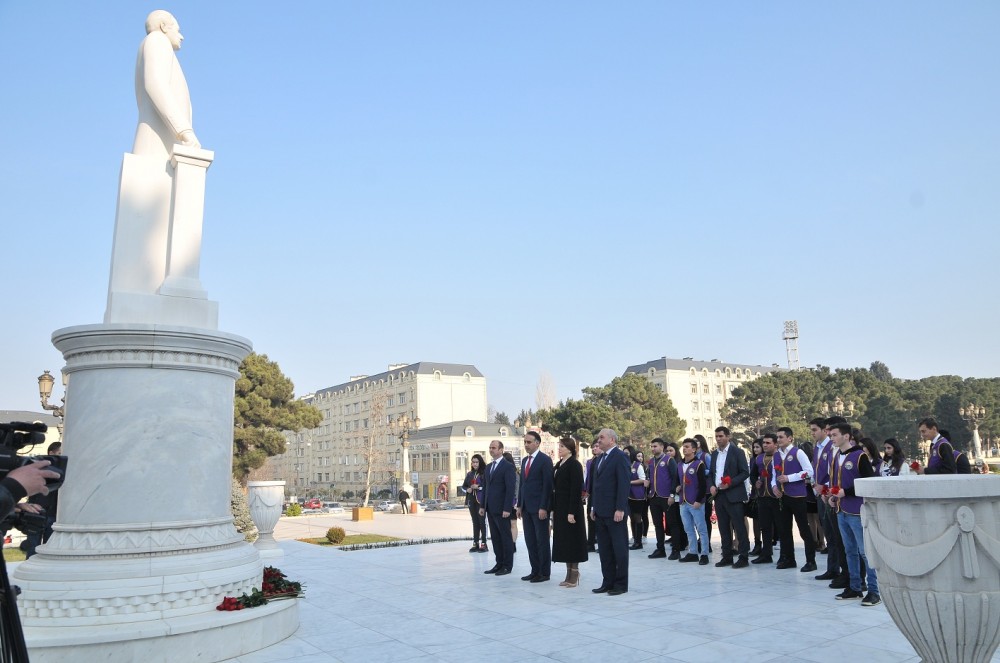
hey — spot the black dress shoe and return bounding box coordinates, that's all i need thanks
[530,576,550,583]
[648,550,667,559]
[484,566,500,574]
[699,556,709,565]
[815,571,836,581]
[715,559,733,568]
[749,544,762,556]
[751,556,773,565]
[668,550,681,560]
[775,560,797,570]
[592,586,610,594]
[495,568,511,576]
[800,562,818,573]
[829,578,849,589]
[628,542,643,550]
[607,588,628,596]
[732,557,749,569]
[521,574,536,581]
[679,553,699,563]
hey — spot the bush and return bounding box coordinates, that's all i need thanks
[326,527,346,544]
[230,478,258,543]
[286,503,303,517]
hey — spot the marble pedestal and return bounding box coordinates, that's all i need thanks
[857,476,1000,663]
[13,324,298,661]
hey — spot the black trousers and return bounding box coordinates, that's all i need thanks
[757,496,780,558]
[595,514,629,591]
[666,500,688,552]
[648,496,670,551]
[467,502,487,545]
[715,496,750,560]
[819,499,848,578]
[778,495,816,564]
[522,510,551,578]
[586,498,598,547]
[486,510,514,570]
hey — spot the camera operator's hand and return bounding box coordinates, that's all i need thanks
[8,461,60,497]
[15,502,43,515]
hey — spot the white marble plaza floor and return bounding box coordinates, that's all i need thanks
[222,526,1000,663]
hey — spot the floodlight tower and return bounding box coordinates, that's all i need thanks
[783,320,800,370]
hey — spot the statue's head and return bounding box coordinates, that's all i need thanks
[145,10,183,51]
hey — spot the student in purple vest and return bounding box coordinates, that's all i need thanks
[590,428,631,595]
[773,427,818,572]
[747,438,764,556]
[813,416,850,589]
[517,431,553,583]
[645,438,678,560]
[664,442,688,558]
[912,418,957,474]
[677,438,710,565]
[828,423,880,606]
[583,441,602,552]
[625,446,648,550]
[709,426,752,568]
[938,429,973,474]
[751,433,781,564]
[875,438,904,476]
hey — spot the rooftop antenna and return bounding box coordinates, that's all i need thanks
[783,320,800,370]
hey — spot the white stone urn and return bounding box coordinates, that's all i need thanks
[248,480,286,559]
[857,476,1000,663]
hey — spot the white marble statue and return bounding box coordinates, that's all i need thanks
[133,10,201,158]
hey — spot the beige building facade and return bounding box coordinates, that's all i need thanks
[624,357,784,439]
[259,362,489,498]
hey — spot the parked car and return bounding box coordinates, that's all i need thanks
[304,498,323,510]
[422,499,443,511]
[376,501,397,512]
[323,502,345,514]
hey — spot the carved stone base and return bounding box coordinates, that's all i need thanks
[248,481,285,560]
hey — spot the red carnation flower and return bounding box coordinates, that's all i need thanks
[721,476,732,487]
[774,464,783,473]
[800,472,808,480]
[684,477,691,486]
[831,485,840,496]
[910,461,920,471]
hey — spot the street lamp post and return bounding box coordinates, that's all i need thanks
[821,397,855,421]
[960,404,987,460]
[37,370,66,439]
[390,414,420,499]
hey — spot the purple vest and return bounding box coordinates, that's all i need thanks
[777,446,807,498]
[755,454,780,498]
[835,447,865,515]
[647,455,675,498]
[814,441,833,487]
[928,436,948,470]
[679,459,705,504]
[629,462,646,500]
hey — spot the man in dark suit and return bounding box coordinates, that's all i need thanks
[517,431,553,582]
[710,426,752,568]
[590,428,631,595]
[481,439,516,576]
[583,441,602,551]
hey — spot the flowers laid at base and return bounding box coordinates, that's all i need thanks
[217,566,304,611]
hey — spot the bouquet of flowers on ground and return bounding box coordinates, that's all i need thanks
[217,566,304,611]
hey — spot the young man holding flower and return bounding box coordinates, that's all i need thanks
[773,427,818,572]
[710,426,752,568]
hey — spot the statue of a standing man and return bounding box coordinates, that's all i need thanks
[133,10,201,159]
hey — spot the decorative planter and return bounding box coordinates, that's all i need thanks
[856,476,1000,663]
[248,481,286,559]
[352,507,374,522]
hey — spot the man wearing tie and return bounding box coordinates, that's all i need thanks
[517,431,553,582]
[590,428,631,595]
[481,440,516,576]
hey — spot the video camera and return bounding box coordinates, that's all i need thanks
[0,421,68,536]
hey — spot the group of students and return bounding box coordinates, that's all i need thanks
[459,416,979,603]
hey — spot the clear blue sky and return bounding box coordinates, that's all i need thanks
[2,2,998,417]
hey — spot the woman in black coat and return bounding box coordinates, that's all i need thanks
[552,437,588,588]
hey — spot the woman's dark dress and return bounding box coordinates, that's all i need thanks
[551,457,589,563]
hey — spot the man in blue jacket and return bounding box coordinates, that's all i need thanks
[481,440,516,576]
[590,428,631,595]
[517,431,553,582]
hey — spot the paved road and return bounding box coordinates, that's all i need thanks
[273,508,475,542]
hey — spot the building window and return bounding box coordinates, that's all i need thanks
[690,383,698,394]
[692,401,699,411]
[702,384,710,394]
[363,418,369,429]
[693,419,701,430]
[317,473,322,482]
[387,395,394,407]
[465,426,474,437]
[398,392,407,405]
[716,384,722,395]
[499,427,508,437]
[704,401,711,412]
[324,473,330,482]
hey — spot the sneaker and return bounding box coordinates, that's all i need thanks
[679,553,699,563]
[699,555,709,566]
[469,546,480,552]
[836,588,863,601]
[861,592,881,607]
